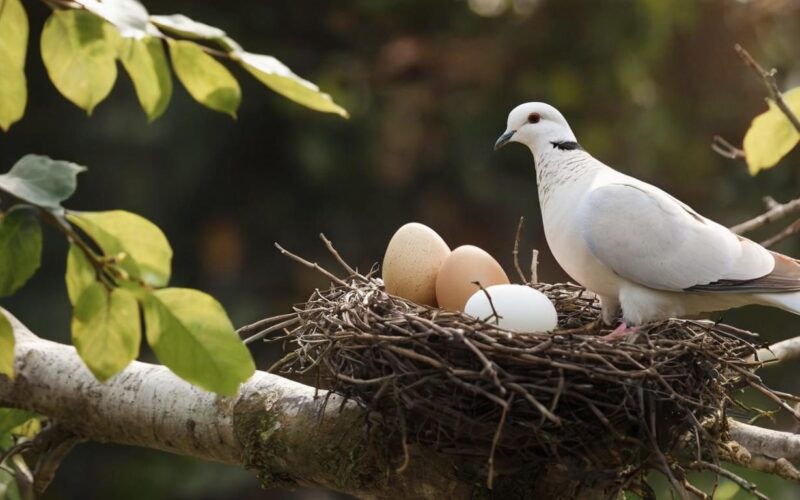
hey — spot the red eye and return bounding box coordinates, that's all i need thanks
[528,112,541,124]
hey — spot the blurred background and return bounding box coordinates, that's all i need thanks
[2,0,800,498]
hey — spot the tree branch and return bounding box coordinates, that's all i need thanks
[729,196,800,235]
[0,309,472,499]
[8,307,800,497]
[728,420,800,466]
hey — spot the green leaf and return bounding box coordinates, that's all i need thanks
[0,207,42,297]
[65,243,96,305]
[68,210,172,287]
[119,36,172,121]
[40,9,119,114]
[234,51,348,118]
[72,282,141,381]
[0,155,86,209]
[0,409,35,436]
[167,39,240,117]
[0,0,28,131]
[0,314,14,379]
[142,288,254,396]
[0,464,21,500]
[743,87,800,175]
[75,0,153,39]
[150,14,225,40]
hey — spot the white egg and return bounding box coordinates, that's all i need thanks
[464,284,558,333]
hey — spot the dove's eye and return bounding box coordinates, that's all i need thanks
[527,112,541,124]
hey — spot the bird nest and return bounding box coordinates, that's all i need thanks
[242,239,777,497]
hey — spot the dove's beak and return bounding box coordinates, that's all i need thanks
[494,130,515,151]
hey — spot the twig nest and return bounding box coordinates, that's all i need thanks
[253,239,788,497]
[464,284,557,333]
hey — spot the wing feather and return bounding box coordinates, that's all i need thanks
[578,183,775,291]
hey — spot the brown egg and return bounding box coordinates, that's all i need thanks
[382,223,451,306]
[435,245,510,311]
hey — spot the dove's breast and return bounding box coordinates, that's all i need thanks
[536,154,623,298]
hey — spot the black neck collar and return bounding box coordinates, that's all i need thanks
[551,141,582,151]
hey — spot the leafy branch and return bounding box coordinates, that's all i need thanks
[736,44,800,134]
[0,0,349,131]
[0,155,255,396]
[713,45,800,175]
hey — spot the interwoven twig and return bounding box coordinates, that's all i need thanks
[243,241,790,497]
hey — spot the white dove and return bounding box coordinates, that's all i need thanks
[494,102,800,328]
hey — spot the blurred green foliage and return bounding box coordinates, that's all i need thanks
[1,0,800,498]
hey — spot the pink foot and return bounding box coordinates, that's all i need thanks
[600,322,639,341]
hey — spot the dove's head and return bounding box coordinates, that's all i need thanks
[494,102,578,154]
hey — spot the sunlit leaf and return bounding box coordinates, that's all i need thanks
[0,0,28,132]
[66,243,96,305]
[8,415,39,438]
[68,210,172,287]
[0,53,25,132]
[0,207,41,297]
[119,36,172,121]
[40,9,118,114]
[743,87,800,175]
[0,155,86,209]
[72,282,141,381]
[150,14,225,40]
[0,0,27,67]
[0,314,14,379]
[142,288,254,396]
[0,409,35,436]
[75,0,155,39]
[235,51,348,118]
[167,39,240,117]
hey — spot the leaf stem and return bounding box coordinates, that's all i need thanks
[36,209,116,289]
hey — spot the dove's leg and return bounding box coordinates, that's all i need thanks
[601,322,639,341]
[598,295,621,325]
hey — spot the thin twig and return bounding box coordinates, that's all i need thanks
[736,44,800,133]
[512,217,527,283]
[274,242,347,286]
[711,136,745,160]
[760,217,800,248]
[689,460,768,500]
[243,317,301,344]
[471,281,503,326]
[320,233,361,277]
[729,196,800,234]
[530,249,539,284]
[487,395,513,490]
[0,440,34,467]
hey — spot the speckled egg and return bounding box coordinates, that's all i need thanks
[382,223,451,306]
[435,245,509,311]
[464,284,558,333]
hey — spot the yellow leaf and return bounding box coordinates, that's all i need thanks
[119,36,172,121]
[167,39,240,118]
[0,313,14,379]
[743,87,800,175]
[0,0,27,67]
[72,283,141,381]
[0,0,28,131]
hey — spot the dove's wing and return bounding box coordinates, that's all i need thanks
[578,182,776,291]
